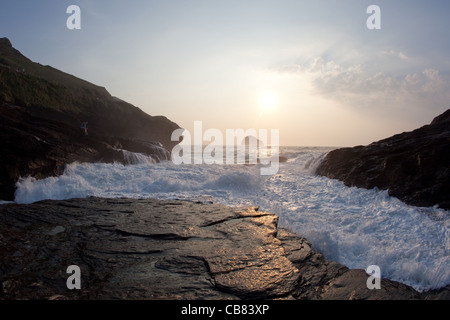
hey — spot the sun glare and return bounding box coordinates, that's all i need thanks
[259,92,278,112]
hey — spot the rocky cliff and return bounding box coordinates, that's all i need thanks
[316,109,450,210]
[0,38,180,201]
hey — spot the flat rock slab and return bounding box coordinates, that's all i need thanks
[0,198,446,300]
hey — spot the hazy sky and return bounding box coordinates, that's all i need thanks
[1,0,450,146]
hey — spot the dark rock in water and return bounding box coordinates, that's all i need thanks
[0,198,445,300]
[316,109,450,210]
[241,135,265,147]
[0,38,179,200]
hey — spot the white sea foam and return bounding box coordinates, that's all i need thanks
[13,147,450,292]
[115,149,158,165]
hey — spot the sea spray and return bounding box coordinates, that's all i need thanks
[115,149,157,165]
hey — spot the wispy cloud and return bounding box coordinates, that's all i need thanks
[271,56,450,114]
[382,50,409,60]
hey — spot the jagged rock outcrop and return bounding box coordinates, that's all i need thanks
[316,109,450,210]
[0,38,180,200]
[0,198,446,300]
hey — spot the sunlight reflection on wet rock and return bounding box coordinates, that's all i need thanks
[0,197,444,300]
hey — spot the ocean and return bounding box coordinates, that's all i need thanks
[10,146,450,292]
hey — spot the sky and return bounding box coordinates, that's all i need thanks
[1,0,450,146]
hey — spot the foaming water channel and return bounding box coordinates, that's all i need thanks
[12,147,450,292]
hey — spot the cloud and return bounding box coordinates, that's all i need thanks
[271,57,450,113]
[382,50,409,60]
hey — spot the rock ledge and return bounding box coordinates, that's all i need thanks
[0,198,447,300]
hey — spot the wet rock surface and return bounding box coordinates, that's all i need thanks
[316,109,450,210]
[0,197,446,300]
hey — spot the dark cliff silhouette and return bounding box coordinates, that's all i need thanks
[316,109,450,210]
[0,37,180,200]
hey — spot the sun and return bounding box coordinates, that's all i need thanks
[259,92,278,112]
